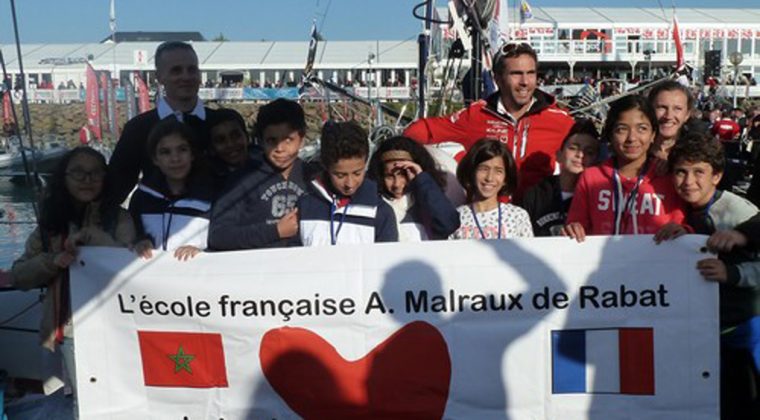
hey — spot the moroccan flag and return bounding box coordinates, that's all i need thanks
[137,330,229,388]
[84,64,102,141]
[672,15,685,71]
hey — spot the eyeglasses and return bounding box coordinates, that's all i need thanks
[66,169,106,182]
[497,42,535,59]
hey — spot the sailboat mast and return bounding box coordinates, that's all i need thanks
[416,0,434,119]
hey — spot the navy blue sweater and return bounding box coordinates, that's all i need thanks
[208,154,316,250]
[298,177,398,246]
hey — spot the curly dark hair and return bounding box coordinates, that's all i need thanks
[456,139,517,201]
[367,136,447,196]
[39,147,119,236]
[667,131,725,174]
[254,98,306,142]
[601,95,659,145]
[319,120,368,169]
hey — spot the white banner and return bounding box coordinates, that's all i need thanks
[353,86,411,100]
[71,236,718,419]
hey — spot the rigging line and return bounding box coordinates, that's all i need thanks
[0,52,41,226]
[7,0,44,201]
[317,0,332,34]
[0,299,41,327]
[348,35,417,70]
[654,0,669,21]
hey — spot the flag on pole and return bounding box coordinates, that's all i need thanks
[672,14,685,71]
[551,328,655,395]
[134,72,151,113]
[124,78,136,120]
[85,64,102,141]
[108,78,119,137]
[486,0,510,69]
[99,72,111,133]
[520,0,533,24]
[137,331,229,388]
[109,0,116,34]
[2,90,11,126]
[304,19,319,77]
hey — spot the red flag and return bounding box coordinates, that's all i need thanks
[134,72,151,113]
[137,331,228,388]
[85,64,102,141]
[2,91,11,126]
[672,15,684,71]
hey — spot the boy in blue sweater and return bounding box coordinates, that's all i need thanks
[299,121,398,246]
[208,99,316,250]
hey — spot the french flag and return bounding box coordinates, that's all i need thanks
[551,328,654,395]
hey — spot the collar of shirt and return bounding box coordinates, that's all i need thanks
[157,96,206,121]
[497,96,536,124]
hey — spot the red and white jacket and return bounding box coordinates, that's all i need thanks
[403,90,575,200]
[566,159,687,235]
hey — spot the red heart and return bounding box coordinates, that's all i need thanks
[260,321,451,420]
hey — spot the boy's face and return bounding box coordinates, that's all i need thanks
[261,122,304,171]
[328,156,367,197]
[210,120,248,168]
[672,160,722,208]
[556,133,599,175]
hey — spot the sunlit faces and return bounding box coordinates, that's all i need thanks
[156,48,201,103]
[474,156,507,201]
[65,153,106,205]
[328,156,367,197]
[557,134,599,175]
[494,54,537,112]
[653,90,690,141]
[261,122,304,172]
[672,160,722,208]
[210,121,248,168]
[152,134,194,184]
[383,161,408,199]
[610,109,655,165]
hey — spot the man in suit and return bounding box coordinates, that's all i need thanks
[107,41,217,204]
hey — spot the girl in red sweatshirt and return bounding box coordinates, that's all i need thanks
[563,95,686,241]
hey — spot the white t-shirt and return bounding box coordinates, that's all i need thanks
[450,202,534,239]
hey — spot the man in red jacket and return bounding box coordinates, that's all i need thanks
[403,43,575,200]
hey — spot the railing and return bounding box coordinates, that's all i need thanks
[10,86,415,104]
[526,39,758,64]
[9,82,760,105]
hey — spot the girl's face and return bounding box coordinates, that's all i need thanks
[610,108,655,165]
[474,156,506,201]
[383,161,408,199]
[65,152,106,205]
[152,133,194,184]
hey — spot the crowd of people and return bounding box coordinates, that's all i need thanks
[10,40,760,418]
